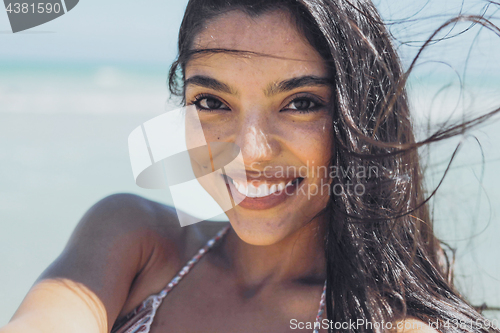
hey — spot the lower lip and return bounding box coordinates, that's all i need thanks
[225,178,304,210]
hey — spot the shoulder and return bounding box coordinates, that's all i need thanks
[47,192,178,269]
[7,193,183,332]
[80,192,228,270]
[67,193,194,286]
[78,192,224,246]
[34,193,187,328]
[75,192,178,237]
[76,193,228,317]
[393,317,440,333]
[69,193,189,258]
[9,193,226,332]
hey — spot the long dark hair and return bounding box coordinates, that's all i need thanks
[168,0,500,332]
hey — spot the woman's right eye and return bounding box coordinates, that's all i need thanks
[193,96,231,111]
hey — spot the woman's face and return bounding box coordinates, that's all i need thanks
[185,10,333,245]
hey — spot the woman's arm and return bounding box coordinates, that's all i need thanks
[0,193,169,333]
[0,278,108,333]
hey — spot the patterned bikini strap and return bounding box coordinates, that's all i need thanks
[313,281,327,333]
[110,224,231,333]
[111,224,327,333]
[156,224,328,330]
[156,224,231,299]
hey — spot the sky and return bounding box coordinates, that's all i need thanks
[0,0,186,65]
[0,0,499,73]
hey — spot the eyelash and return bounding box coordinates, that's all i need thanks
[190,93,326,113]
[190,94,230,112]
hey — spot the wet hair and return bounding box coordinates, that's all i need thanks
[168,1,500,332]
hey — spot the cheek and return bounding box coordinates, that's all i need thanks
[192,110,237,143]
[280,117,333,167]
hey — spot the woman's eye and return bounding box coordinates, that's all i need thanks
[194,96,230,111]
[283,98,323,113]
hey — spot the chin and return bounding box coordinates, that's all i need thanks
[225,208,314,246]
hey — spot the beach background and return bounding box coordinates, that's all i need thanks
[1,0,500,326]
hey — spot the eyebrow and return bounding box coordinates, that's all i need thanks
[184,75,332,97]
[185,76,236,95]
[265,76,332,97]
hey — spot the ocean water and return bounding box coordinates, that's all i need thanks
[0,62,499,326]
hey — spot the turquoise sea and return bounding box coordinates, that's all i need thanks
[0,61,499,326]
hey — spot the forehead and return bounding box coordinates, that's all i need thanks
[189,10,326,74]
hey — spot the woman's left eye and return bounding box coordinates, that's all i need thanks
[283,98,323,113]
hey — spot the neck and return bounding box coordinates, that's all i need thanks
[221,215,327,290]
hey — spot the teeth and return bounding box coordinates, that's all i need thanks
[230,179,289,198]
[247,183,260,197]
[238,183,246,196]
[258,184,268,196]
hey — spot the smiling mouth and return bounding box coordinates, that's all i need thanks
[223,175,305,198]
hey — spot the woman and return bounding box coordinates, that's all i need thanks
[1,0,499,332]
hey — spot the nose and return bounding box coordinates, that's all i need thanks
[235,113,277,166]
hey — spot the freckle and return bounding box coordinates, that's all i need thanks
[218,137,220,140]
